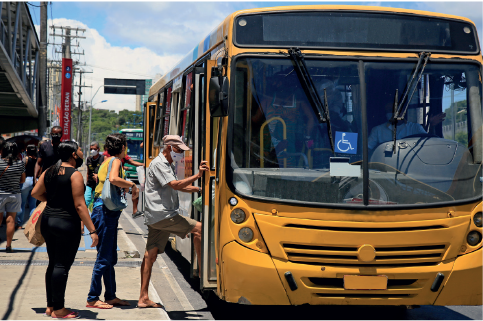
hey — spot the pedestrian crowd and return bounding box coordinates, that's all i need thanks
[1,128,207,318]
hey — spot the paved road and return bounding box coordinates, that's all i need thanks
[124,186,482,320]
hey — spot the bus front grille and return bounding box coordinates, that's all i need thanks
[282,243,448,266]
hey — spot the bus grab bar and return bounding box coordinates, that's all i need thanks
[260,117,287,168]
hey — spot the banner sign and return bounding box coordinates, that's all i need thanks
[60,58,73,141]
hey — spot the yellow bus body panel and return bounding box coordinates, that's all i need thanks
[434,249,483,306]
[222,241,291,305]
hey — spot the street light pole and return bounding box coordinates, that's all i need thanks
[88,85,106,151]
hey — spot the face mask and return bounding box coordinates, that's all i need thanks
[74,153,84,168]
[51,134,62,143]
[90,149,99,156]
[170,148,184,162]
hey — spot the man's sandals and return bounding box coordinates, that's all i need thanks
[87,298,130,309]
[86,300,113,309]
[137,300,163,309]
[106,298,130,307]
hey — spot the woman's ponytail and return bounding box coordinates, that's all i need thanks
[45,159,63,185]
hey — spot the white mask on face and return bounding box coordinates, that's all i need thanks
[170,147,184,162]
[90,149,99,156]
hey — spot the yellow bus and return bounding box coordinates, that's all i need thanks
[144,5,482,306]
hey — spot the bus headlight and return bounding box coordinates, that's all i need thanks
[473,212,482,227]
[231,208,246,224]
[229,197,238,206]
[239,227,254,242]
[467,231,482,246]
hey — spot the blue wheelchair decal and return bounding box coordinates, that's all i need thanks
[335,131,357,154]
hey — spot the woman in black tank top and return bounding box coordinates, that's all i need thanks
[18,145,38,228]
[32,141,99,319]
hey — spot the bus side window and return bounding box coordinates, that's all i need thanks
[161,87,172,138]
[154,92,164,146]
[180,73,193,143]
[148,104,156,158]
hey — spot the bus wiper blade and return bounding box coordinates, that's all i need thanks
[391,52,431,153]
[287,48,335,154]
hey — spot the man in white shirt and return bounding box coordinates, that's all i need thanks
[368,103,446,150]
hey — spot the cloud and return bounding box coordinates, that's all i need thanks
[414,2,483,42]
[48,18,182,114]
[73,2,256,55]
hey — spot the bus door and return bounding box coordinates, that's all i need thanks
[200,60,218,290]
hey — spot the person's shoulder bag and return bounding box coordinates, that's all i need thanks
[0,164,10,179]
[101,157,127,211]
[24,201,46,246]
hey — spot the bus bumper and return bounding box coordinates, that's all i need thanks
[222,241,291,305]
[271,258,456,306]
[434,248,482,306]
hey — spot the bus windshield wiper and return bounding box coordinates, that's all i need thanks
[288,48,335,154]
[390,52,431,153]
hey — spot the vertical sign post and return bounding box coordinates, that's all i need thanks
[60,58,73,141]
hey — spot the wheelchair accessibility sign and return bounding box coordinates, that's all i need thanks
[335,131,357,154]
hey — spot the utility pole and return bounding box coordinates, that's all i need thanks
[38,2,48,138]
[74,70,92,152]
[76,71,82,144]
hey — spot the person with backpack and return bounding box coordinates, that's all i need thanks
[86,133,139,309]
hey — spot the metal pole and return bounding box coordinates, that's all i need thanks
[38,2,48,138]
[451,83,455,140]
[77,71,82,145]
[88,101,92,151]
[88,85,105,151]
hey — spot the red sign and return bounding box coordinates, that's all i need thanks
[60,58,73,141]
[31,210,41,224]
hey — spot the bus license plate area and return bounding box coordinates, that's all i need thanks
[343,275,388,290]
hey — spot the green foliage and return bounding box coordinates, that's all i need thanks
[443,100,467,126]
[455,131,468,146]
[72,109,143,150]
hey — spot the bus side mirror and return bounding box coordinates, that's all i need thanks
[209,69,229,117]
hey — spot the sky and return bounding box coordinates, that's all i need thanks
[26,1,483,113]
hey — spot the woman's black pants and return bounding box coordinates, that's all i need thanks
[41,215,81,310]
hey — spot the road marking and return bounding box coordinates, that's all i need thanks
[118,223,141,254]
[122,210,195,312]
[119,217,169,319]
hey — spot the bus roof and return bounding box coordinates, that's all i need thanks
[149,5,478,98]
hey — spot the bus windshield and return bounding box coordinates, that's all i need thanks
[229,57,482,207]
[127,139,143,160]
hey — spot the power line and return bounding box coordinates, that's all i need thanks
[26,2,42,8]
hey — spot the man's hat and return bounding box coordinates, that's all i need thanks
[163,135,190,151]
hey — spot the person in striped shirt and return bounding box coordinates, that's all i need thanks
[0,142,26,253]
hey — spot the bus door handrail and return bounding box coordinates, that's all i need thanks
[260,117,287,168]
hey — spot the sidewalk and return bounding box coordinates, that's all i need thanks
[0,185,169,320]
